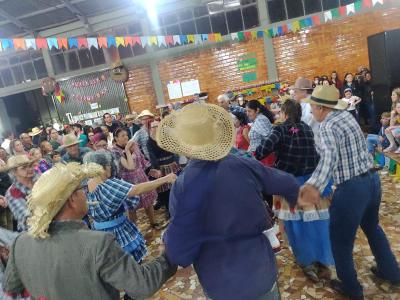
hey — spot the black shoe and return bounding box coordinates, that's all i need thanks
[371,266,400,287]
[153,201,162,211]
[330,279,364,300]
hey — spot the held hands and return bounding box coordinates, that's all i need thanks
[298,184,321,207]
[162,173,177,184]
[0,196,7,208]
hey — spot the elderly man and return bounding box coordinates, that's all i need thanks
[19,133,36,152]
[62,133,92,164]
[125,113,141,139]
[217,91,246,115]
[299,85,400,299]
[132,110,155,160]
[4,155,38,231]
[3,162,177,299]
[157,103,299,300]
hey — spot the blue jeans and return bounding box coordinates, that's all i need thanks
[366,134,380,154]
[330,171,400,296]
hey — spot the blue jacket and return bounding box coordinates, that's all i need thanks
[164,154,299,300]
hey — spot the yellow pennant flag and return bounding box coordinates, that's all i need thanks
[187,35,195,43]
[149,36,158,46]
[292,21,301,32]
[115,37,125,47]
[251,31,257,40]
[214,33,223,42]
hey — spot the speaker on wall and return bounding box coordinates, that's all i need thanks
[368,29,400,116]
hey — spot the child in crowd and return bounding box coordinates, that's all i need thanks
[366,112,391,166]
[51,151,62,164]
[342,88,362,120]
[384,102,400,153]
[29,148,51,174]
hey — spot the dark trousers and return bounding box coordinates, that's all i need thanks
[158,190,171,211]
[329,171,400,295]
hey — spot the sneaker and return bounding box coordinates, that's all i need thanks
[330,279,364,300]
[371,266,400,287]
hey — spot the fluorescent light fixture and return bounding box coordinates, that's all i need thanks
[224,0,240,8]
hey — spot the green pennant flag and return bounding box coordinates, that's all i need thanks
[331,8,340,19]
[268,28,274,38]
[299,19,307,28]
[238,32,245,41]
[354,0,362,11]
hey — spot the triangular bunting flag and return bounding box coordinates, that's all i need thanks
[165,35,174,46]
[272,27,278,37]
[287,23,293,32]
[282,25,288,34]
[46,38,58,50]
[208,34,216,42]
[0,42,3,52]
[187,35,195,43]
[140,36,149,47]
[107,36,116,48]
[173,35,181,45]
[277,26,283,36]
[25,38,37,50]
[215,33,222,42]
[331,8,340,19]
[132,36,141,46]
[372,0,383,6]
[36,38,48,49]
[157,35,166,46]
[267,28,274,38]
[68,37,78,48]
[238,32,245,41]
[124,36,134,47]
[355,0,362,11]
[57,38,68,49]
[149,36,158,46]
[77,37,88,48]
[251,31,257,39]
[292,21,300,32]
[244,31,252,40]
[339,6,346,16]
[324,11,333,22]
[13,38,26,50]
[257,31,264,38]
[312,15,321,25]
[179,35,188,44]
[299,19,307,28]
[87,37,98,49]
[115,37,125,47]
[305,17,313,27]
[194,34,202,44]
[346,3,356,15]
[201,34,209,41]
[231,32,239,40]
[363,0,372,8]
[97,37,107,48]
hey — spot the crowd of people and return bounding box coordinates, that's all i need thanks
[0,70,399,300]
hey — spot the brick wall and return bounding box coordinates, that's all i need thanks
[273,7,400,83]
[157,39,267,104]
[124,65,157,114]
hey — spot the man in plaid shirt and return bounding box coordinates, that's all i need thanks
[299,86,400,299]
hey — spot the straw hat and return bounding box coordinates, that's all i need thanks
[304,85,348,110]
[1,155,36,172]
[29,127,41,137]
[27,162,104,239]
[156,103,235,161]
[125,113,137,120]
[62,133,83,148]
[137,110,154,119]
[290,77,313,90]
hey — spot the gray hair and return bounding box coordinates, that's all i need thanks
[83,150,119,177]
[217,94,230,103]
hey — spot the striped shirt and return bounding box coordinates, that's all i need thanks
[306,110,373,193]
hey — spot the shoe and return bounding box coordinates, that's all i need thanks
[153,201,162,211]
[315,262,332,280]
[371,266,400,287]
[383,145,396,153]
[302,264,320,283]
[330,279,364,300]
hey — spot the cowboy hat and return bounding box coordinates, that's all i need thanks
[290,77,313,90]
[29,127,41,137]
[137,110,155,119]
[156,103,235,161]
[62,133,83,148]
[125,113,137,120]
[27,162,104,238]
[1,155,36,172]
[304,85,348,110]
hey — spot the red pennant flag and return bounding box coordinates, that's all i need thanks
[244,31,252,40]
[282,24,288,34]
[339,6,346,16]
[57,38,68,49]
[77,37,88,48]
[97,37,107,48]
[312,15,321,25]
[125,36,134,47]
[132,36,141,46]
[13,39,26,50]
[208,34,216,42]
[363,0,372,8]
[165,35,174,46]
[36,38,48,49]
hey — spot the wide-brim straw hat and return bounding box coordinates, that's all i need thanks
[290,77,313,90]
[156,103,235,161]
[304,85,348,110]
[1,155,36,172]
[62,133,83,148]
[137,110,154,119]
[27,162,104,239]
[29,127,41,137]
[125,113,137,120]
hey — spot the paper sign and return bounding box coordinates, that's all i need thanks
[167,81,183,100]
[90,102,99,110]
[238,58,257,71]
[181,80,200,97]
[242,72,257,82]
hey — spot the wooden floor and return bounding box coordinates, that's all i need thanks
[136,170,400,300]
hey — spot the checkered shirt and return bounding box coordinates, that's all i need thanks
[229,105,246,115]
[307,110,373,193]
[248,114,273,152]
[132,128,150,160]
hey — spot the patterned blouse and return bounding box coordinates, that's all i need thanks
[248,114,272,152]
[87,178,146,262]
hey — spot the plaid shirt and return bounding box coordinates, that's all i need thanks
[248,114,273,152]
[5,174,39,231]
[255,121,319,176]
[132,128,150,160]
[229,105,246,115]
[307,110,373,193]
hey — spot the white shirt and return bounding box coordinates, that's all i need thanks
[1,139,11,155]
[301,101,320,145]
[342,96,360,111]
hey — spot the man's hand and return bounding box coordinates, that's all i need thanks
[298,184,321,207]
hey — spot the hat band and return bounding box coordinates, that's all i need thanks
[311,96,338,106]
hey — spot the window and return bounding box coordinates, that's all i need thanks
[194,5,209,17]
[322,0,339,10]
[196,17,212,33]
[242,5,259,29]
[67,51,80,71]
[11,65,24,84]
[166,24,181,35]
[50,50,66,75]
[22,62,36,81]
[1,68,13,86]
[287,0,304,19]
[267,0,286,23]
[210,13,228,35]
[163,13,178,25]
[227,9,244,33]
[33,58,47,79]
[179,9,193,20]
[78,48,93,69]
[91,47,106,65]
[181,20,196,35]
[304,0,322,14]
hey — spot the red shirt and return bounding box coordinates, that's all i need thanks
[236,125,250,151]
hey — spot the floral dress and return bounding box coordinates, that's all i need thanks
[111,144,157,209]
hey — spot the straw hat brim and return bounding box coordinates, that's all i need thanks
[1,158,37,172]
[29,131,41,137]
[137,112,154,119]
[156,104,235,161]
[303,97,348,110]
[62,139,83,148]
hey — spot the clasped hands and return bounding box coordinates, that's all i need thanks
[297,184,321,208]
